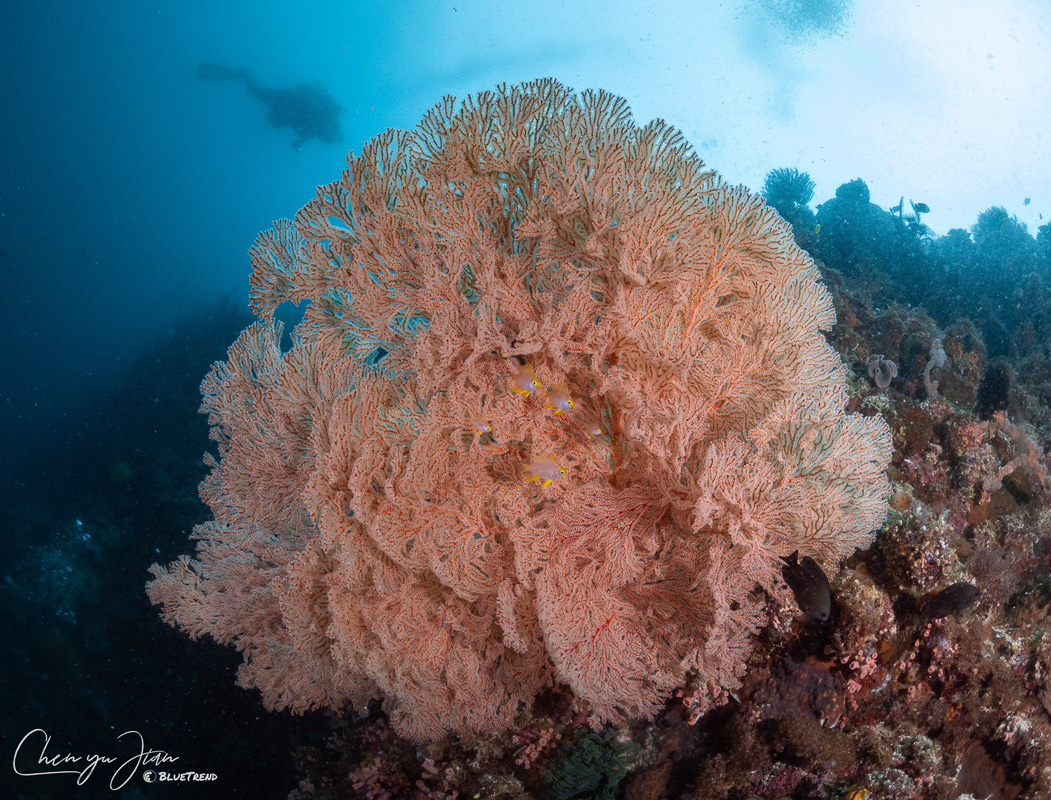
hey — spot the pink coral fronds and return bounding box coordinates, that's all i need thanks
[147,79,893,739]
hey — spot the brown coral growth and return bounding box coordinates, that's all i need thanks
[147,79,893,739]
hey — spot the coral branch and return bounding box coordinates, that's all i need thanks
[148,79,892,738]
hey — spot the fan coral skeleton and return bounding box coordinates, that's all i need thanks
[148,79,893,739]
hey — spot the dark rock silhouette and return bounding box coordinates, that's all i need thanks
[198,63,343,151]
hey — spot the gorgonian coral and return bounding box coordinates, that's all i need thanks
[762,166,816,213]
[148,79,893,738]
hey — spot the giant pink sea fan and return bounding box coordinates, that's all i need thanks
[148,79,893,739]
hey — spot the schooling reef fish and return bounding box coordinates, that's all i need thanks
[544,385,575,414]
[523,454,567,488]
[511,364,541,398]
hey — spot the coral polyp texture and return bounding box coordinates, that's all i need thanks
[147,79,893,739]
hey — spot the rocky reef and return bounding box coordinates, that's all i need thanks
[285,176,1051,799]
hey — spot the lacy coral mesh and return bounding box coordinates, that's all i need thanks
[148,78,893,739]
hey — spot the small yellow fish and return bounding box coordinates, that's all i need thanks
[469,416,492,436]
[572,407,606,439]
[544,385,575,414]
[511,364,541,397]
[583,421,605,438]
[523,454,567,488]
